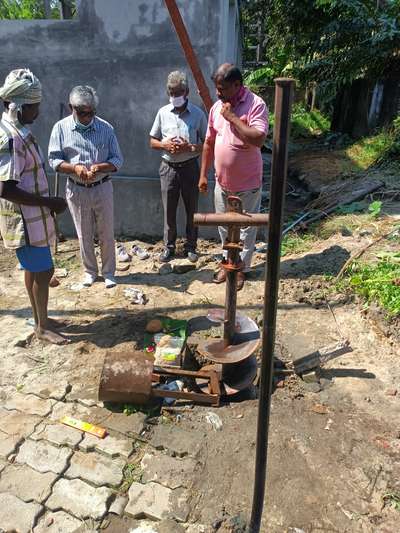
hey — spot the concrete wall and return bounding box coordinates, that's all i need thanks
[0,0,241,238]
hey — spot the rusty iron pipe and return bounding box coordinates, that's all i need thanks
[164,0,213,113]
[223,225,240,347]
[249,78,294,533]
[194,212,268,227]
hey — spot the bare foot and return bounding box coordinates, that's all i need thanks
[35,327,70,345]
[49,276,60,288]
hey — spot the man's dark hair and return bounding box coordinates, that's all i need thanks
[212,64,243,85]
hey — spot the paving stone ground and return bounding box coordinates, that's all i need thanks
[47,478,112,520]
[0,492,42,533]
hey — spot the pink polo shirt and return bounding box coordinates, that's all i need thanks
[206,87,268,192]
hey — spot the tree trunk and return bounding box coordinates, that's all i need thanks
[59,0,74,19]
[331,79,372,138]
[43,0,51,18]
[378,76,400,127]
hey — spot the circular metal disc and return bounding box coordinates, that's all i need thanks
[196,315,260,364]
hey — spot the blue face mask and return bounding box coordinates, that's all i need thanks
[74,118,94,132]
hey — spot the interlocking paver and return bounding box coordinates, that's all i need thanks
[16,439,72,474]
[66,450,125,486]
[79,432,134,457]
[46,478,112,520]
[0,492,42,533]
[109,495,128,515]
[0,464,56,503]
[22,379,70,401]
[3,392,55,416]
[31,421,83,448]
[141,452,197,489]
[150,425,204,458]
[0,408,41,439]
[126,482,190,522]
[33,510,82,532]
[103,411,147,437]
[126,481,172,521]
[0,429,21,459]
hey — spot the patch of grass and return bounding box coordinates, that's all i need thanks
[344,257,400,317]
[346,118,400,170]
[383,491,400,511]
[269,104,330,139]
[281,232,316,257]
[119,461,143,492]
[312,213,377,240]
[53,253,78,271]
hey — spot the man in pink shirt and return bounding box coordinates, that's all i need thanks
[199,63,268,290]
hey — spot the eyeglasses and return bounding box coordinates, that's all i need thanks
[73,107,96,118]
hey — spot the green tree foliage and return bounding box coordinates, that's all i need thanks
[242,0,400,90]
[0,0,73,19]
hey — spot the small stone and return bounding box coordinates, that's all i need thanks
[126,482,172,521]
[13,332,34,348]
[172,261,196,274]
[34,511,82,532]
[385,389,398,396]
[0,430,21,459]
[301,370,320,383]
[0,492,42,533]
[79,432,134,457]
[150,425,204,458]
[16,439,72,474]
[104,412,147,437]
[31,422,83,448]
[159,263,173,275]
[46,478,112,520]
[0,408,42,439]
[141,452,197,489]
[0,464,56,503]
[66,450,125,487]
[109,495,128,515]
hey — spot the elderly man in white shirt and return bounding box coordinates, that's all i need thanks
[48,86,123,288]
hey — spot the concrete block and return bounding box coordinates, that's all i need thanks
[16,439,72,474]
[66,450,125,487]
[0,493,42,533]
[0,464,56,503]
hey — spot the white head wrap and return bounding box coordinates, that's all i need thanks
[0,68,42,124]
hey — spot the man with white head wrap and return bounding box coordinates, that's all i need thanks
[0,68,68,345]
[48,85,123,288]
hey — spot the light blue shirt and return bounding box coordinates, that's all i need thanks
[48,115,123,183]
[150,101,208,163]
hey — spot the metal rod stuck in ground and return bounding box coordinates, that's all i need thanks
[249,78,294,533]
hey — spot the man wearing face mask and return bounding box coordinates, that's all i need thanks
[48,85,123,288]
[199,64,268,291]
[150,71,208,263]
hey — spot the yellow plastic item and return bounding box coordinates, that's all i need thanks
[60,416,107,439]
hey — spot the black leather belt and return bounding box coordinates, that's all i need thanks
[163,158,198,169]
[68,176,110,188]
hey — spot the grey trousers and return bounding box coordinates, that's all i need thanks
[66,179,116,278]
[214,181,262,272]
[159,158,200,251]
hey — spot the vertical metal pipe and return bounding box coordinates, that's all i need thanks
[164,0,213,112]
[224,269,237,347]
[223,225,240,347]
[248,78,294,533]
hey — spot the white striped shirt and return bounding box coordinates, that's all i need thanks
[48,115,123,183]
